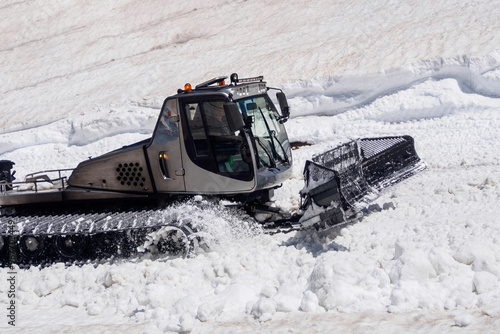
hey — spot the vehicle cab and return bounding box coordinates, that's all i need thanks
[149,73,293,199]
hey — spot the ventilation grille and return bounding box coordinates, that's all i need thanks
[116,162,146,188]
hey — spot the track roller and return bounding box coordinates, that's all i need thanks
[94,232,123,257]
[155,226,190,256]
[19,235,45,259]
[141,225,192,257]
[53,234,83,258]
[0,236,6,263]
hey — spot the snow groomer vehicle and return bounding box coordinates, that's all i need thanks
[0,73,426,267]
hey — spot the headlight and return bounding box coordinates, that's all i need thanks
[259,83,267,93]
[237,86,249,96]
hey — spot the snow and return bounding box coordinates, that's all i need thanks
[1,0,500,333]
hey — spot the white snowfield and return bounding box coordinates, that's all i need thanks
[1,0,500,333]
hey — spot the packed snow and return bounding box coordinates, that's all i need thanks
[1,0,500,333]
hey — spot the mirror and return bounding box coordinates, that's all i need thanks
[276,92,290,121]
[223,102,245,133]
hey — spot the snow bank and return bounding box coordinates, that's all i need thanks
[0,103,158,156]
[285,51,500,119]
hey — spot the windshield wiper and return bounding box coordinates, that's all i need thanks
[270,130,289,163]
[255,137,276,168]
[258,107,286,163]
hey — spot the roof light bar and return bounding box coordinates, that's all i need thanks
[238,76,264,83]
[230,73,264,85]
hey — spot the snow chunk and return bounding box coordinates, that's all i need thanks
[428,247,459,276]
[389,244,436,283]
[196,300,224,322]
[454,313,474,327]
[473,271,499,294]
[300,290,321,312]
[250,296,277,322]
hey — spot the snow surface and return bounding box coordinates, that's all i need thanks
[1,0,500,333]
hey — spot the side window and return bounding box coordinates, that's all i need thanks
[153,106,179,146]
[204,101,233,136]
[184,102,209,157]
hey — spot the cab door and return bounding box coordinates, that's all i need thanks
[178,96,256,194]
[146,98,186,193]
[180,96,253,180]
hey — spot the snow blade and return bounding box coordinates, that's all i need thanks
[299,135,426,229]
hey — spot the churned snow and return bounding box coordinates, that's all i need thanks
[1,0,500,333]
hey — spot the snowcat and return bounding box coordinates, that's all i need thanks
[0,74,426,267]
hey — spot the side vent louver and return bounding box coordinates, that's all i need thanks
[116,162,146,188]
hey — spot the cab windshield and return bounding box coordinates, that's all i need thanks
[236,95,291,168]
